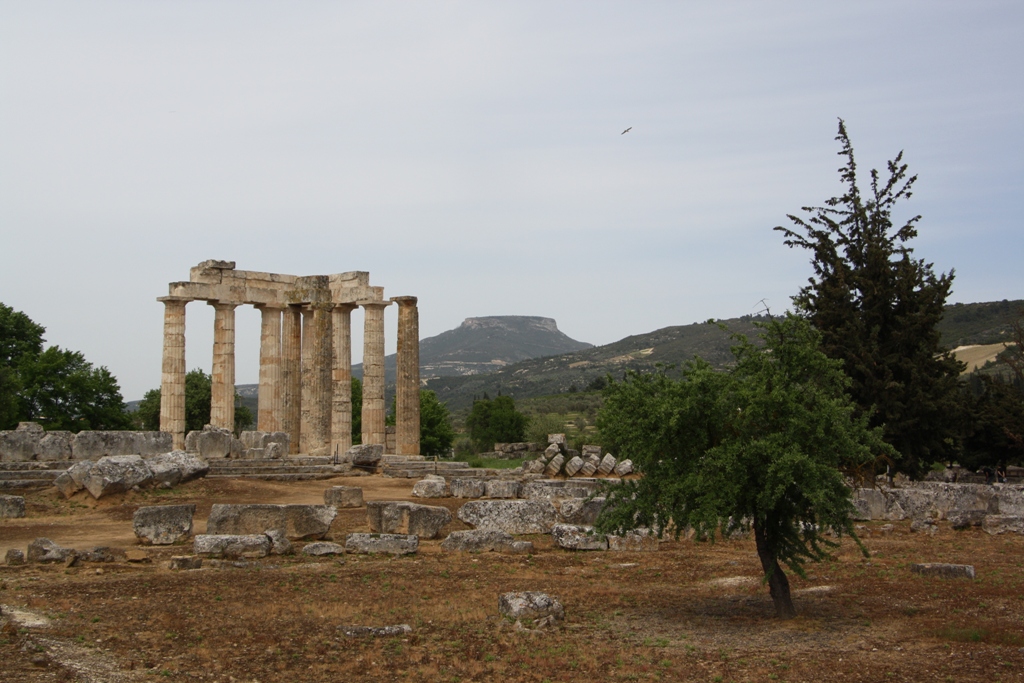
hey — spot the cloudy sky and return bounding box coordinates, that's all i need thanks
[1,1,1021,401]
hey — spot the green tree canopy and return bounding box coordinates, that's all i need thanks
[595,314,891,618]
[775,120,963,477]
[135,369,253,435]
[465,395,528,452]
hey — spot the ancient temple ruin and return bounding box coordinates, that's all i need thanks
[158,260,420,456]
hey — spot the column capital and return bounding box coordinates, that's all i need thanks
[254,303,285,311]
[333,302,359,312]
[207,300,242,308]
[390,296,418,306]
[157,296,191,304]
[357,300,392,309]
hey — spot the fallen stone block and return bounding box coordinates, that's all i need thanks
[552,524,608,550]
[285,505,338,539]
[0,494,26,518]
[194,534,271,559]
[82,455,154,499]
[5,549,25,565]
[598,454,617,475]
[412,475,449,498]
[996,487,1024,516]
[347,443,384,468]
[544,454,565,477]
[169,556,203,570]
[485,480,520,499]
[54,460,95,498]
[146,451,209,487]
[450,478,487,498]
[457,499,559,535]
[509,541,534,554]
[499,591,564,623]
[607,528,659,552]
[440,529,516,553]
[982,515,1024,535]
[302,542,346,556]
[366,501,452,539]
[523,459,546,474]
[579,461,598,477]
[27,538,75,563]
[324,486,364,508]
[125,549,150,563]
[133,504,196,545]
[205,504,336,540]
[851,488,887,521]
[345,533,418,555]
[558,497,606,525]
[521,480,600,501]
[339,624,412,638]
[265,529,292,555]
[185,425,233,459]
[613,459,634,476]
[564,456,584,477]
[910,563,975,579]
[79,547,123,563]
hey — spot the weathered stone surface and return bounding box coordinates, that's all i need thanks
[184,425,234,459]
[0,494,26,518]
[485,480,520,499]
[499,591,564,622]
[0,423,43,461]
[207,504,284,535]
[54,460,95,498]
[910,517,939,535]
[265,528,292,554]
[366,501,452,539]
[80,547,123,563]
[82,455,154,499]
[597,454,617,475]
[457,499,559,535]
[910,563,975,579]
[285,505,338,539]
[302,541,345,556]
[69,430,172,460]
[521,480,601,501]
[982,515,1024,535]
[36,431,73,460]
[324,486,364,508]
[6,548,26,565]
[347,443,384,468]
[579,461,598,477]
[548,433,567,447]
[440,529,516,553]
[412,475,449,498]
[146,451,209,487]
[613,459,633,476]
[558,497,605,525]
[543,454,564,476]
[345,533,418,555]
[194,534,271,559]
[564,456,584,477]
[995,486,1024,515]
[509,541,534,554]
[169,556,203,570]
[851,488,887,521]
[339,624,412,637]
[608,528,660,552]
[523,459,546,475]
[133,504,195,545]
[27,538,75,563]
[948,510,987,529]
[451,478,487,498]
[552,524,607,550]
[581,445,602,458]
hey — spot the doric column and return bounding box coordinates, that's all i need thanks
[256,305,283,433]
[360,301,390,446]
[393,296,420,455]
[302,303,334,456]
[281,305,302,454]
[299,308,314,454]
[331,303,357,454]
[209,302,238,433]
[158,298,187,449]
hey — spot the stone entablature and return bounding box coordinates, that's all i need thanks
[158,260,420,457]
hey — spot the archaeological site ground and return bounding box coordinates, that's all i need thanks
[2,474,1023,683]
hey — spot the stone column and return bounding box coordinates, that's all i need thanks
[393,296,420,455]
[281,305,302,454]
[331,304,357,455]
[209,302,238,433]
[360,301,390,446]
[158,298,187,450]
[297,304,333,456]
[256,305,283,433]
[299,308,314,454]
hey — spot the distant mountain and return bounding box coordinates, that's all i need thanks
[936,299,1024,348]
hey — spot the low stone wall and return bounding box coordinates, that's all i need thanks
[0,422,172,462]
[185,426,289,459]
[852,482,1024,521]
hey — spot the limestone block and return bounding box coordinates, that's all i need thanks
[450,478,487,498]
[169,556,203,570]
[17,422,44,433]
[543,443,561,459]
[485,480,520,499]
[910,563,975,579]
[564,456,584,477]
[301,541,345,556]
[27,538,75,563]
[285,504,338,539]
[185,426,233,458]
[194,534,271,559]
[982,515,1024,535]
[36,431,73,460]
[6,549,26,566]
[948,510,987,529]
[366,501,452,539]
[547,434,567,447]
[457,500,559,535]
[147,451,209,485]
[82,455,154,499]
[347,443,384,468]
[324,486,364,508]
[524,459,546,475]
[581,445,602,458]
[345,533,418,555]
[552,524,607,550]
[266,529,292,555]
[0,427,41,461]
[579,461,598,477]
[558,497,605,526]
[0,494,26,518]
[598,454,617,475]
[613,459,634,476]
[440,529,516,553]
[521,480,601,501]
[239,431,270,450]
[133,504,196,545]
[498,592,564,622]
[80,547,123,563]
[544,454,565,477]
[509,541,534,554]
[54,460,95,498]
[883,487,934,521]
[135,431,174,456]
[851,488,887,521]
[566,448,580,461]
[244,448,265,460]
[206,504,336,540]
[265,442,286,459]
[71,430,141,459]
[229,438,245,459]
[996,487,1024,516]
[608,528,659,552]
[412,475,449,498]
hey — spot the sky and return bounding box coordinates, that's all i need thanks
[1,1,1022,401]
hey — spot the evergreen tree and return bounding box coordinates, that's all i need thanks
[775,121,963,477]
[465,395,528,452]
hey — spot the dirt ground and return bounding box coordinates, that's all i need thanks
[2,476,1023,683]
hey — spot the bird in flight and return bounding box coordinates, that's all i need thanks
[621,127,632,135]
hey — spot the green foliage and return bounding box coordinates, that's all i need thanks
[959,373,1024,469]
[775,120,963,478]
[0,302,131,431]
[419,390,456,456]
[595,315,891,618]
[465,395,528,452]
[136,369,255,436]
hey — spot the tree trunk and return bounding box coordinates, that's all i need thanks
[753,520,796,619]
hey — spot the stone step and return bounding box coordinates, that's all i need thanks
[381,455,427,464]
[207,465,341,476]
[0,461,76,471]
[0,470,61,481]
[0,479,53,490]
[206,472,340,482]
